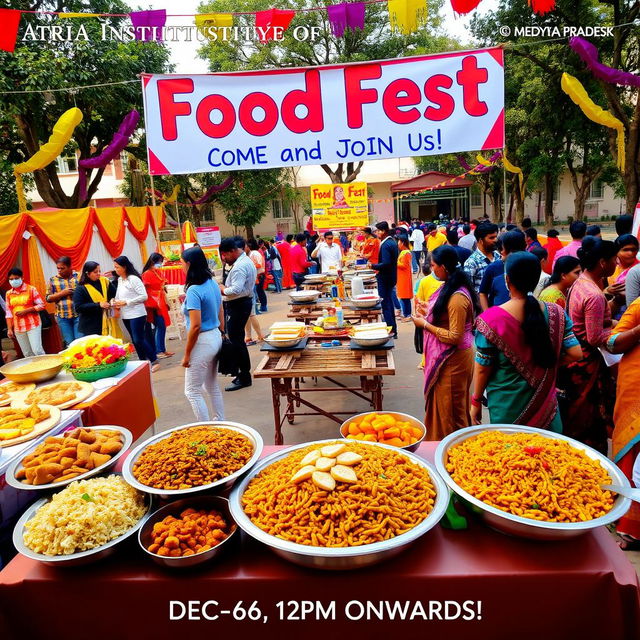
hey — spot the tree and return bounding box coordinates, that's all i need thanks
[0,0,171,209]
[197,0,458,183]
[470,0,640,214]
[0,153,34,215]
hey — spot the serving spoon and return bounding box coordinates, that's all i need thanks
[601,484,640,503]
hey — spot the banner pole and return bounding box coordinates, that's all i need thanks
[148,173,162,251]
[502,148,508,224]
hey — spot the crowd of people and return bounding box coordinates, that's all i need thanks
[2,213,640,547]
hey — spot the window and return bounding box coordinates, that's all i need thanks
[56,155,78,173]
[590,180,604,199]
[470,187,482,207]
[272,199,291,219]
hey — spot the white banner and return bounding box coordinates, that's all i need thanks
[142,48,504,175]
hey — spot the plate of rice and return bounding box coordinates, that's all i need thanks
[229,439,448,569]
[13,474,151,566]
[435,424,631,540]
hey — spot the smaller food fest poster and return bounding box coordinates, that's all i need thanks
[311,182,369,230]
[196,225,221,247]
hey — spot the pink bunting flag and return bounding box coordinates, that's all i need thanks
[129,9,166,41]
[327,3,366,38]
[0,8,22,53]
[570,37,640,88]
[254,8,295,43]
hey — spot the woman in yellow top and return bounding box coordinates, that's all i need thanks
[396,237,413,321]
[73,261,117,337]
[607,297,640,548]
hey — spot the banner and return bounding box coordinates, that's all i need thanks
[311,182,369,230]
[141,48,504,175]
[196,225,221,247]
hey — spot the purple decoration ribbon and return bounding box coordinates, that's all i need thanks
[129,9,167,41]
[192,176,234,205]
[327,3,365,38]
[570,37,640,88]
[458,155,472,171]
[78,110,139,200]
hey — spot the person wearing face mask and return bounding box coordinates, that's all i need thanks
[142,252,174,359]
[73,261,117,338]
[5,268,46,358]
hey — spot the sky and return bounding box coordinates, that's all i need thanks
[147,0,500,74]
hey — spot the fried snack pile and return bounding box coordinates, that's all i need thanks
[0,381,33,403]
[132,426,254,490]
[446,431,616,523]
[16,428,123,485]
[242,441,436,547]
[23,475,147,556]
[26,382,82,406]
[148,507,234,557]
[0,404,50,441]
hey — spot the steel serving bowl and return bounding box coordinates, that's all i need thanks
[5,425,133,492]
[122,421,264,498]
[229,439,448,570]
[13,478,152,566]
[339,411,426,453]
[304,274,327,282]
[350,295,381,309]
[0,355,64,384]
[289,290,320,303]
[138,495,238,569]
[435,424,632,541]
[351,335,390,348]
[263,337,303,349]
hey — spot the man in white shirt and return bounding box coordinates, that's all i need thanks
[459,224,477,252]
[311,231,343,272]
[409,224,424,273]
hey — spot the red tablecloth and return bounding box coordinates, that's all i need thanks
[159,266,186,285]
[1,443,638,640]
[75,361,156,440]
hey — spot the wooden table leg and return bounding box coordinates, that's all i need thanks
[286,379,295,424]
[372,376,383,410]
[271,379,284,445]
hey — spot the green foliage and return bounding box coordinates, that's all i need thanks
[0,153,33,215]
[0,0,172,208]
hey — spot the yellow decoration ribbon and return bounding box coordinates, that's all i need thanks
[476,154,492,166]
[387,0,428,35]
[502,151,525,201]
[561,72,625,172]
[195,13,233,40]
[13,107,83,212]
[165,185,180,204]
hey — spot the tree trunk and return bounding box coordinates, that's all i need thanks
[624,171,639,215]
[245,224,254,240]
[573,187,588,222]
[320,162,364,184]
[544,173,555,229]
[536,190,542,224]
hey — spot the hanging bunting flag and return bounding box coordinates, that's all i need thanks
[570,37,640,88]
[450,0,484,15]
[327,3,366,38]
[561,72,625,172]
[13,107,84,211]
[387,0,427,35]
[502,151,525,200]
[129,9,166,41]
[528,0,556,16]
[195,13,233,40]
[254,8,296,43]
[77,110,140,200]
[0,8,22,53]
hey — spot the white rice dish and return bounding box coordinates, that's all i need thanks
[23,474,146,555]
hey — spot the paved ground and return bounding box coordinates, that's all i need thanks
[147,287,640,575]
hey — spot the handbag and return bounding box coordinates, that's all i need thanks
[414,325,423,354]
[217,333,239,376]
[39,310,52,329]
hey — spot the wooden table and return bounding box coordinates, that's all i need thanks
[254,345,395,444]
[287,301,382,325]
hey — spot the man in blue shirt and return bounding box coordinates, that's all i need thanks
[478,229,526,310]
[370,221,399,338]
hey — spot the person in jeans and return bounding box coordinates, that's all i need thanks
[46,256,79,348]
[5,268,46,358]
[291,232,313,290]
[141,252,174,359]
[180,246,225,421]
[268,240,283,293]
[112,255,159,372]
[248,238,267,313]
[219,236,257,391]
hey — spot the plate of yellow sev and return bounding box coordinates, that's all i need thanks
[229,439,449,570]
[435,425,631,541]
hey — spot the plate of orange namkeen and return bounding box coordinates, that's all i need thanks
[340,411,425,451]
[0,404,61,447]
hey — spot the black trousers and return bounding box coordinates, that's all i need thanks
[226,296,253,384]
[293,272,306,291]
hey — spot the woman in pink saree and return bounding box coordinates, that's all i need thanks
[412,246,480,440]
